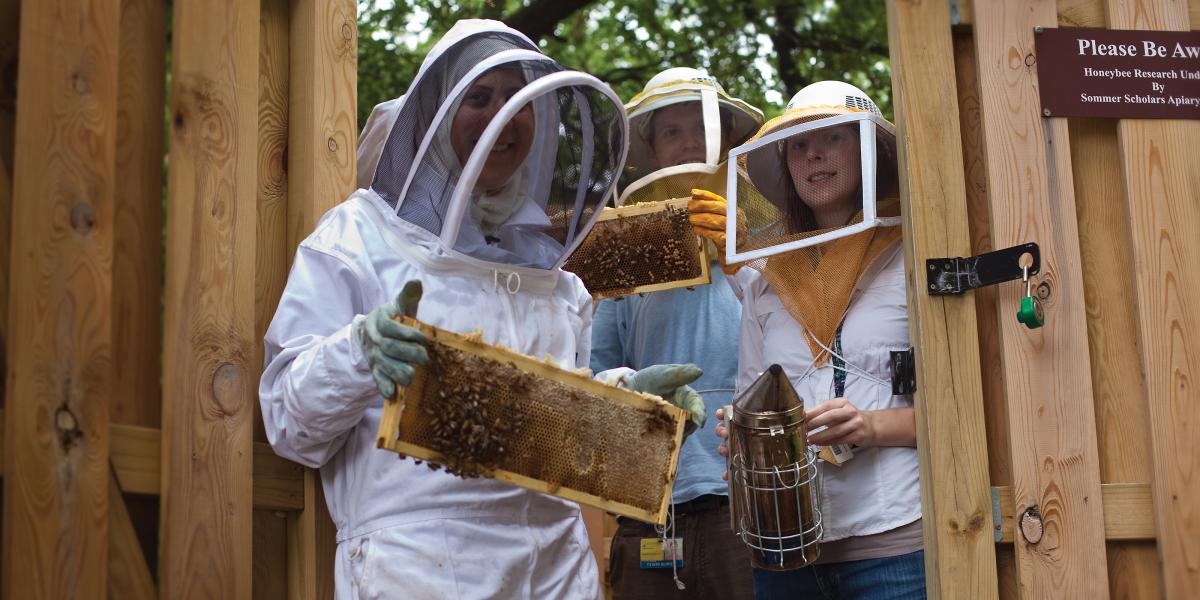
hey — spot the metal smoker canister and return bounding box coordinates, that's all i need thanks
[726,364,823,571]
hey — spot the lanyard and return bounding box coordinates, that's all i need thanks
[832,325,846,398]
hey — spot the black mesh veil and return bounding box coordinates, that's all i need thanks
[371,30,535,210]
[368,28,626,270]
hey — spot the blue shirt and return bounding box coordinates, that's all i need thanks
[589,265,741,504]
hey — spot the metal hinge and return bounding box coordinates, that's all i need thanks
[926,243,1040,295]
[890,348,916,395]
[991,487,1003,542]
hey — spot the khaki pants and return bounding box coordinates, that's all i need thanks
[606,495,755,600]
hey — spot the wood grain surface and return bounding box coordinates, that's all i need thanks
[972,1,1109,597]
[112,0,165,428]
[286,2,357,597]
[159,0,261,597]
[1103,2,1200,597]
[887,2,998,598]
[1,0,120,597]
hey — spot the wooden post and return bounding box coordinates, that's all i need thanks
[972,1,1110,597]
[286,1,357,597]
[886,2,998,598]
[159,0,261,598]
[1102,2,1200,597]
[1,0,121,597]
[113,0,166,428]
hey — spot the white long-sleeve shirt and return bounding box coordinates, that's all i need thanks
[728,243,921,542]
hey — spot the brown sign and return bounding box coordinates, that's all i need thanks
[1034,27,1200,119]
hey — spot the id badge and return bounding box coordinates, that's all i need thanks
[638,538,684,569]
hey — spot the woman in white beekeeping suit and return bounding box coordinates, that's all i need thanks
[260,19,705,599]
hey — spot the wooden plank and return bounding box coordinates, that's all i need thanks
[0,415,307,510]
[962,0,1200,27]
[287,479,337,600]
[1068,116,1163,600]
[51,417,306,510]
[972,1,1111,597]
[994,483,1155,542]
[112,423,304,509]
[159,0,261,597]
[953,30,1012,488]
[287,0,356,242]
[113,0,166,428]
[108,470,156,600]
[256,0,291,594]
[0,143,9,415]
[287,2,358,598]
[1102,2,1200,597]
[256,0,290,444]
[110,421,159,495]
[886,2,999,599]
[252,441,307,511]
[254,510,290,600]
[1069,118,1153,491]
[1108,541,1165,600]
[0,0,17,415]
[1,0,120,597]
[1056,0,1108,28]
[996,546,1019,600]
[0,0,16,175]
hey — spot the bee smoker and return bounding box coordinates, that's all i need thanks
[725,364,823,570]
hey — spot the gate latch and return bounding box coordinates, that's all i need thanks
[926,243,1040,295]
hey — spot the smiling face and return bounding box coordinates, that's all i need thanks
[647,102,722,169]
[450,67,535,193]
[785,124,862,228]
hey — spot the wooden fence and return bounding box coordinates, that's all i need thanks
[1,0,1197,598]
[0,0,352,597]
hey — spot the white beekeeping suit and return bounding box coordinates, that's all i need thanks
[260,19,627,599]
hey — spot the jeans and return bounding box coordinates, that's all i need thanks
[752,550,926,600]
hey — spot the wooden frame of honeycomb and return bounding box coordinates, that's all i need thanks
[375,317,688,525]
[563,198,711,300]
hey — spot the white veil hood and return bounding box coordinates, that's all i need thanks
[362,19,628,271]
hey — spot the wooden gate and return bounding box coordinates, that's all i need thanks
[890,0,1199,597]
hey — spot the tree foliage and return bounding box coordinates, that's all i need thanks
[357,0,891,128]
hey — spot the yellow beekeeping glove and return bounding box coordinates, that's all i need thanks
[689,189,747,276]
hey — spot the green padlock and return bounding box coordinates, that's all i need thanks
[1017,295,1044,329]
[1017,264,1045,329]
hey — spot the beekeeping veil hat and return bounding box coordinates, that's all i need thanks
[364,19,627,270]
[726,81,902,365]
[617,67,762,206]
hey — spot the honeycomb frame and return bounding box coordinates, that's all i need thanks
[563,198,711,300]
[375,317,688,525]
